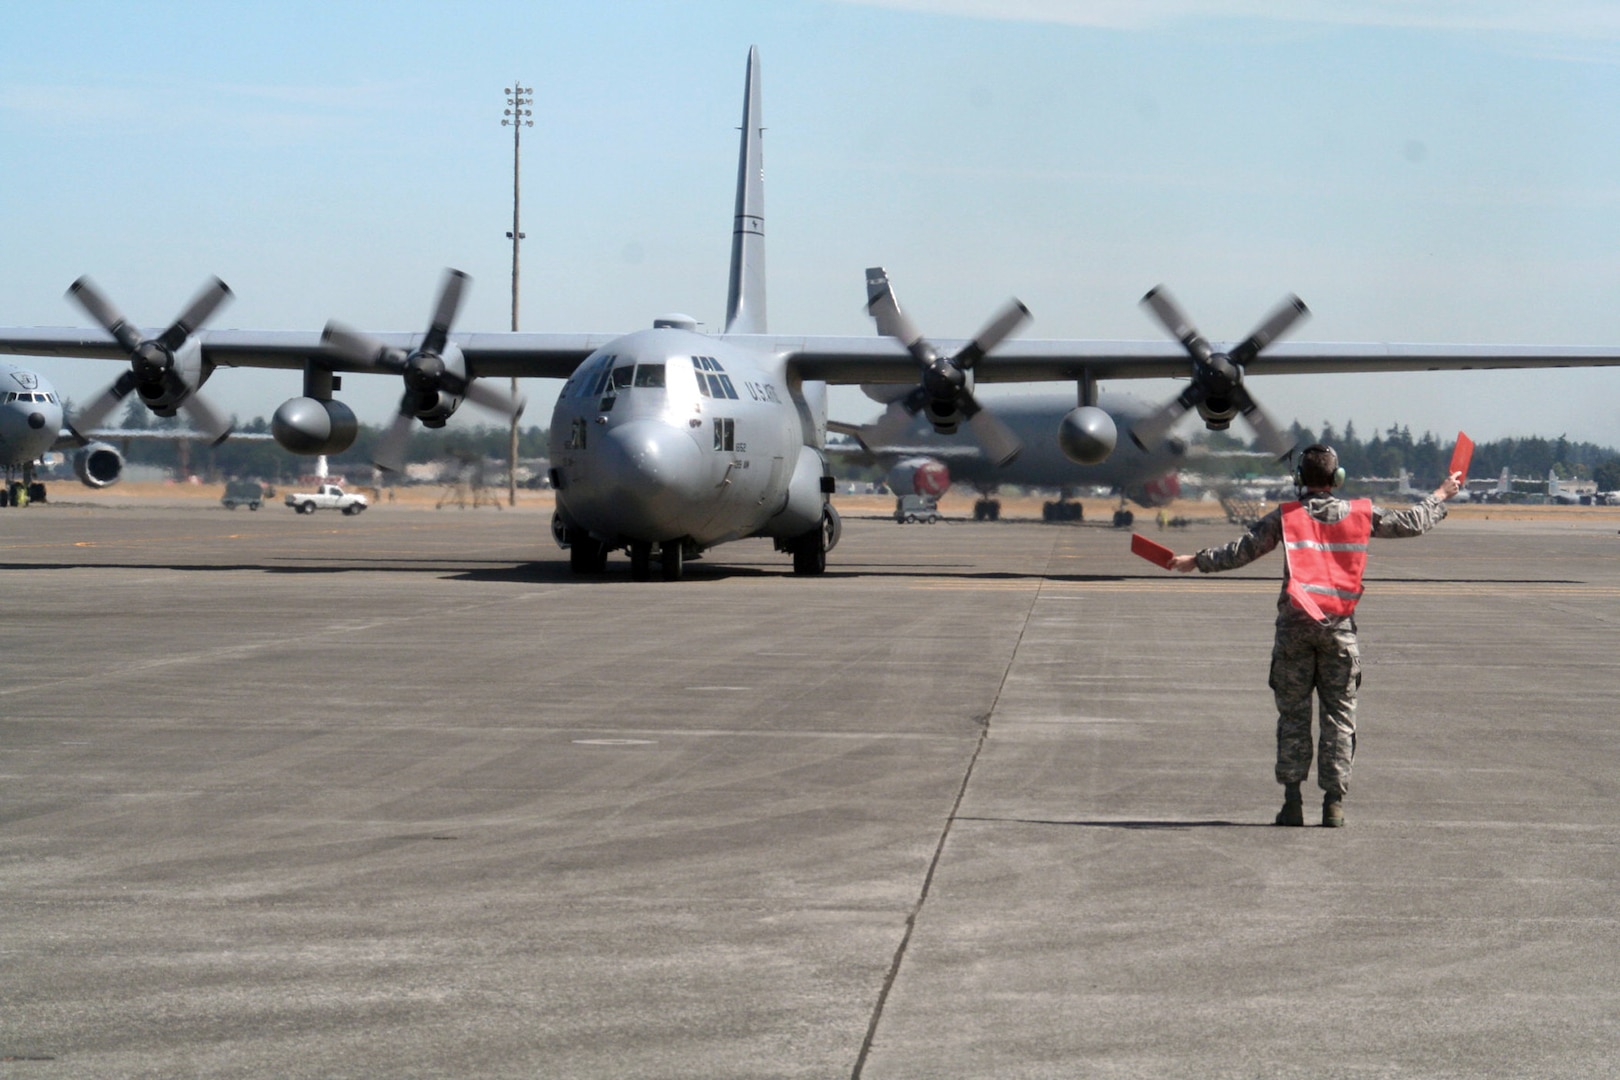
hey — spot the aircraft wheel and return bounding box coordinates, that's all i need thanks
[0,488,10,508]
[660,540,684,581]
[791,527,827,575]
[629,541,653,581]
[28,483,46,503]
[568,530,609,574]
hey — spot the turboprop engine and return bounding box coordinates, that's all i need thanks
[887,456,950,498]
[271,397,359,456]
[73,442,123,488]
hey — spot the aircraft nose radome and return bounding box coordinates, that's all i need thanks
[595,420,706,534]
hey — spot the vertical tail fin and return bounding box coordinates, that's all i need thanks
[724,46,766,335]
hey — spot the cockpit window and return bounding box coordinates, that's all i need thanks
[689,356,738,399]
[610,365,634,390]
[573,354,615,398]
[633,364,665,388]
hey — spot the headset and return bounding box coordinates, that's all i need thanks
[1293,444,1346,492]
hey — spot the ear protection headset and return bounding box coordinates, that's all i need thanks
[1293,444,1346,491]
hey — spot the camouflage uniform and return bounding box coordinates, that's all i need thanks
[1194,492,1449,795]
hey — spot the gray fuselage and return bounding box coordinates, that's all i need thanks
[548,327,827,551]
[1,363,65,475]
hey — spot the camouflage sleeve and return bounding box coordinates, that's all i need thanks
[1370,495,1449,538]
[1195,508,1282,573]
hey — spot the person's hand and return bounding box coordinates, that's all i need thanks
[1434,471,1462,501]
[1169,554,1198,573]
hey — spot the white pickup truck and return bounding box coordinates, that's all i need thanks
[285,483,369,516]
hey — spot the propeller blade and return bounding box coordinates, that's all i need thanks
[1140,286,1212,363]
[372,405,417,473]
[69,370,141,436]
[67,277,144,355]
[322,322,406,373]
[421,269,469,357]
[1230,294,1309,367]
[179,390,234,446]
[1128,383,1203,451]
[458,376,526,420]
[954,299,1031,370]
[1230,384,1294,459]
[863,392,926,448]
[157,277,233,353]
[959,393,1023,467]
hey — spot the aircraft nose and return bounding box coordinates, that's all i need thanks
[593,420,707,535]
[29,412,47,429]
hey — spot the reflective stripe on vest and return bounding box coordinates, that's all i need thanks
[1280,499,1372,622]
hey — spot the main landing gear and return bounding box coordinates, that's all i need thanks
[1,480,47,508]
[628,540,687,581]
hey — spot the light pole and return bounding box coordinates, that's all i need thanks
[503,84,533,507]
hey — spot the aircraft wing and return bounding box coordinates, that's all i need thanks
[763,335,1620,383]
[0,328,612,379]
[6,326,1619,383]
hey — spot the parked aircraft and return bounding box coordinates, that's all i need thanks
[1,360,140,505]
[830,390,1189,520]
[1546,470,1601,505]
[5,48,1620,569]
[1378,466,1511,503]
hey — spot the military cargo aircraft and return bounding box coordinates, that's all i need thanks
[5,48,1620,571]
[831,389,1197,522]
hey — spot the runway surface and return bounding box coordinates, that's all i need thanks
[3,499,1618,1078]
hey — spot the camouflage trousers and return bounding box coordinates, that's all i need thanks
[1268,619,1361,795]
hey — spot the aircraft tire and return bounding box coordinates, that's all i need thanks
[660,541,684,581]
[28,483,45,503]
[629,541,653,581]
[791,528,827,575]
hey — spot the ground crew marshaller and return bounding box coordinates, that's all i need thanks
[1166,444,1461,827]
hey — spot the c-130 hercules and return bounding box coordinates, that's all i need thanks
[5,47,1620,576]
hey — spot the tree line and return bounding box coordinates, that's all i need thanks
[1208,420,1620,493]
[101,403,548,484]
[88,399,1620,493]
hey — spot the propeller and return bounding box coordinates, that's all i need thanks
[66,276,235,444]
[321,269,526,472]
[1129,285,1306,459]
[862,269,1029,467]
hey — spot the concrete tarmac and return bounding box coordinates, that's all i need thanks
[3,498,1617,1078]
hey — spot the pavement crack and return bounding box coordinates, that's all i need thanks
[849,547,1051,1079]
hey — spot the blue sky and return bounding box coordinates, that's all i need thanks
[4,0,1620,445]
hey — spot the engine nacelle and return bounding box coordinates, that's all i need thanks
[1194,396,1239,431]
[73,442,123,488]
[1058,405,1117,465]
[887,456,950,498]
[410,389,462,429]
[272,397,359,455]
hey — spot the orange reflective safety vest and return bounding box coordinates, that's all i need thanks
[1280,499,1373,623]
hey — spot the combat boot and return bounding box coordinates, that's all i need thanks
[1323,792,1345,828]
[1275,783,1303,827]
